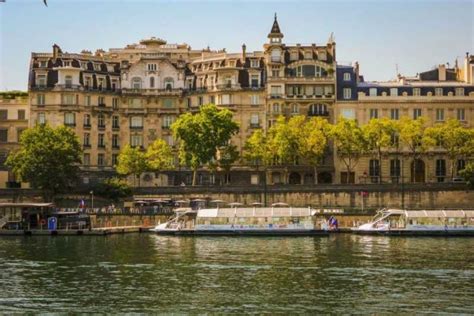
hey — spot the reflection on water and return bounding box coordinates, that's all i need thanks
[0,234,473,313]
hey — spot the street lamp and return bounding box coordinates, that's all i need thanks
[90,190,94,211]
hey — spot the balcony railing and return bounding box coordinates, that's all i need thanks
[122,88,182,96]
[215,84,241,91]
[307,111,329,117]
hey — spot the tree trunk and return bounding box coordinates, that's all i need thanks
[412,154,416,183]
[450,157,455,180]
[378,149,383,184]
[192,168,197,186]
[314,165,318,185]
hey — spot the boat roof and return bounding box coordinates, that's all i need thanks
[197,207,316,218]
[385,209,474,218]
[0,203,54,208]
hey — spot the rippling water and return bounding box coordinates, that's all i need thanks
[0,234,473,313]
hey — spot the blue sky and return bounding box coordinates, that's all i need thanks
[0,0,473,90]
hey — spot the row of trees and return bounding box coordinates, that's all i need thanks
[6,104,474,200]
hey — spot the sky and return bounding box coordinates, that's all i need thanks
[0,0,473,91]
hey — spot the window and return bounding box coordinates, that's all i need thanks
[390,108,399,120]
[147,63,157,71]
[149,77,155,88]
[272,67,280,78]
[112,154,118,166]
[341,108,355,119]
[130,98,142,108]
[130,116,143,129]
[436,109,444,121]
[270,86,282,96]
[112,115,119,129]
[65,75,73,88]
[250,59,260,68]
[163,115,174,129]
[304,51,312,59]
[38,112,46,124]
[435,88,443,96]
[98,134,105,148]
[63,60,71,67]
[98,78,104,91]
[290,51,298,61]
[455,88,464,96]
[369,159,380,183]
[163,98,174,108]
[413,108,422,119]
[0,110,7,120]
[112,134,119,148]
[436,159,446,182]
[390,159,401,182]
[250,95,260,106]
[98,114,105,127]
[291,104,299,114]
[36,94,45,105]
[251,75,259,87]
[164,77,174,90]
[340,172,355,184]
[130,134,143,147]
[64,113,75,126]
[0,129,7,143]
[132,77,142,89]
[85,95,91,106]
[271,49,281,62]
[83,153,90,166]
[343,73,351,81]
[17,128,25,142]
[369,88,377,96]
[164,135,174,146]
[369,109,378,119]
[63,94,76,105]
[36,74,47,87]
[98,96,105,106]
[457,159,466,175]
[97,153,105,166]
[39,60,48,68]
[93,63,101,71]
[210,95,215,104]
[84,114,91,127]
[112,98,119,109]
[221,94,231,105]
[83,133,90,147]
[84,77,91,89]
[390,88,398,96]
[111,80,118,91]
[390,133,399,147]
[18,110,25,120]
[250,114,259,127]
[309,104,327,116]
[413,88,421,96]
[198,96,203,106]
[457,108,465,121]
[343,88,352,99]
[319,51,327,61]
[272,103,280,114]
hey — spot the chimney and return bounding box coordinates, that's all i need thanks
[465,52,471,83]
[242,43,247,61]
[354,61,360,82]
[52,44,62,58]
[438,64,446,81]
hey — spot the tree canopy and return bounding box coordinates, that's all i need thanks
[6,124,82,200]
[116,144,148,186]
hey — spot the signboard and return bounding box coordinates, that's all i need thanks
[47,217,57,230]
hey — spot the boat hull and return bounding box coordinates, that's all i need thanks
[352,229,474,236]
[152,229,329,236]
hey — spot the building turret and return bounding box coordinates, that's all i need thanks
[267,13,284,44]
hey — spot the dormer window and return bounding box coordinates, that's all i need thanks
[93,63,101,71]
[290,52,298,61]
[343,73,351,81]
[39,60,48,68]
[63,60,71,67]
[147,63,157,71]
[80,61,88,70]
[250,59,260,68]
[65,75,73,88]
[36,74,47,87]
[319,51,327,61]
[304,51,312,59]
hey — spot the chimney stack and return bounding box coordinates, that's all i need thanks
[242,43,247,61]
[438,64,446,81]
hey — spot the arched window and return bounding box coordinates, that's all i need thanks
[164,77,174,90]
[149,77,155,88]
[271,49,281,62]
[131,77,142,89]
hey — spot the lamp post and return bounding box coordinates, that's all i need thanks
[90,190,94,211]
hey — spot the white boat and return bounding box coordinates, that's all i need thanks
[150,206,329,236]
[353,209,474,236]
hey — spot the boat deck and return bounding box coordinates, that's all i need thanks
[0,226,151,236]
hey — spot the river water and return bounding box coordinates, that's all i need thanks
[0,234,472,314]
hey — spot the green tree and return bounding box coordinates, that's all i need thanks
[426,119,474,179]
[460,162,474,188]
[297,116,330,184]
[362,118,398,183]
[172,104,239,185]
[116,145,148,186]
[145,139,174,173]
[94,177,132,202]
[398,117,433,182]
[243,129,270,169]
[331,118,367,181]
[6,124,82,201]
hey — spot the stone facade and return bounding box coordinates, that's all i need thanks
[26,15,473,186]
[0,93,29,188]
